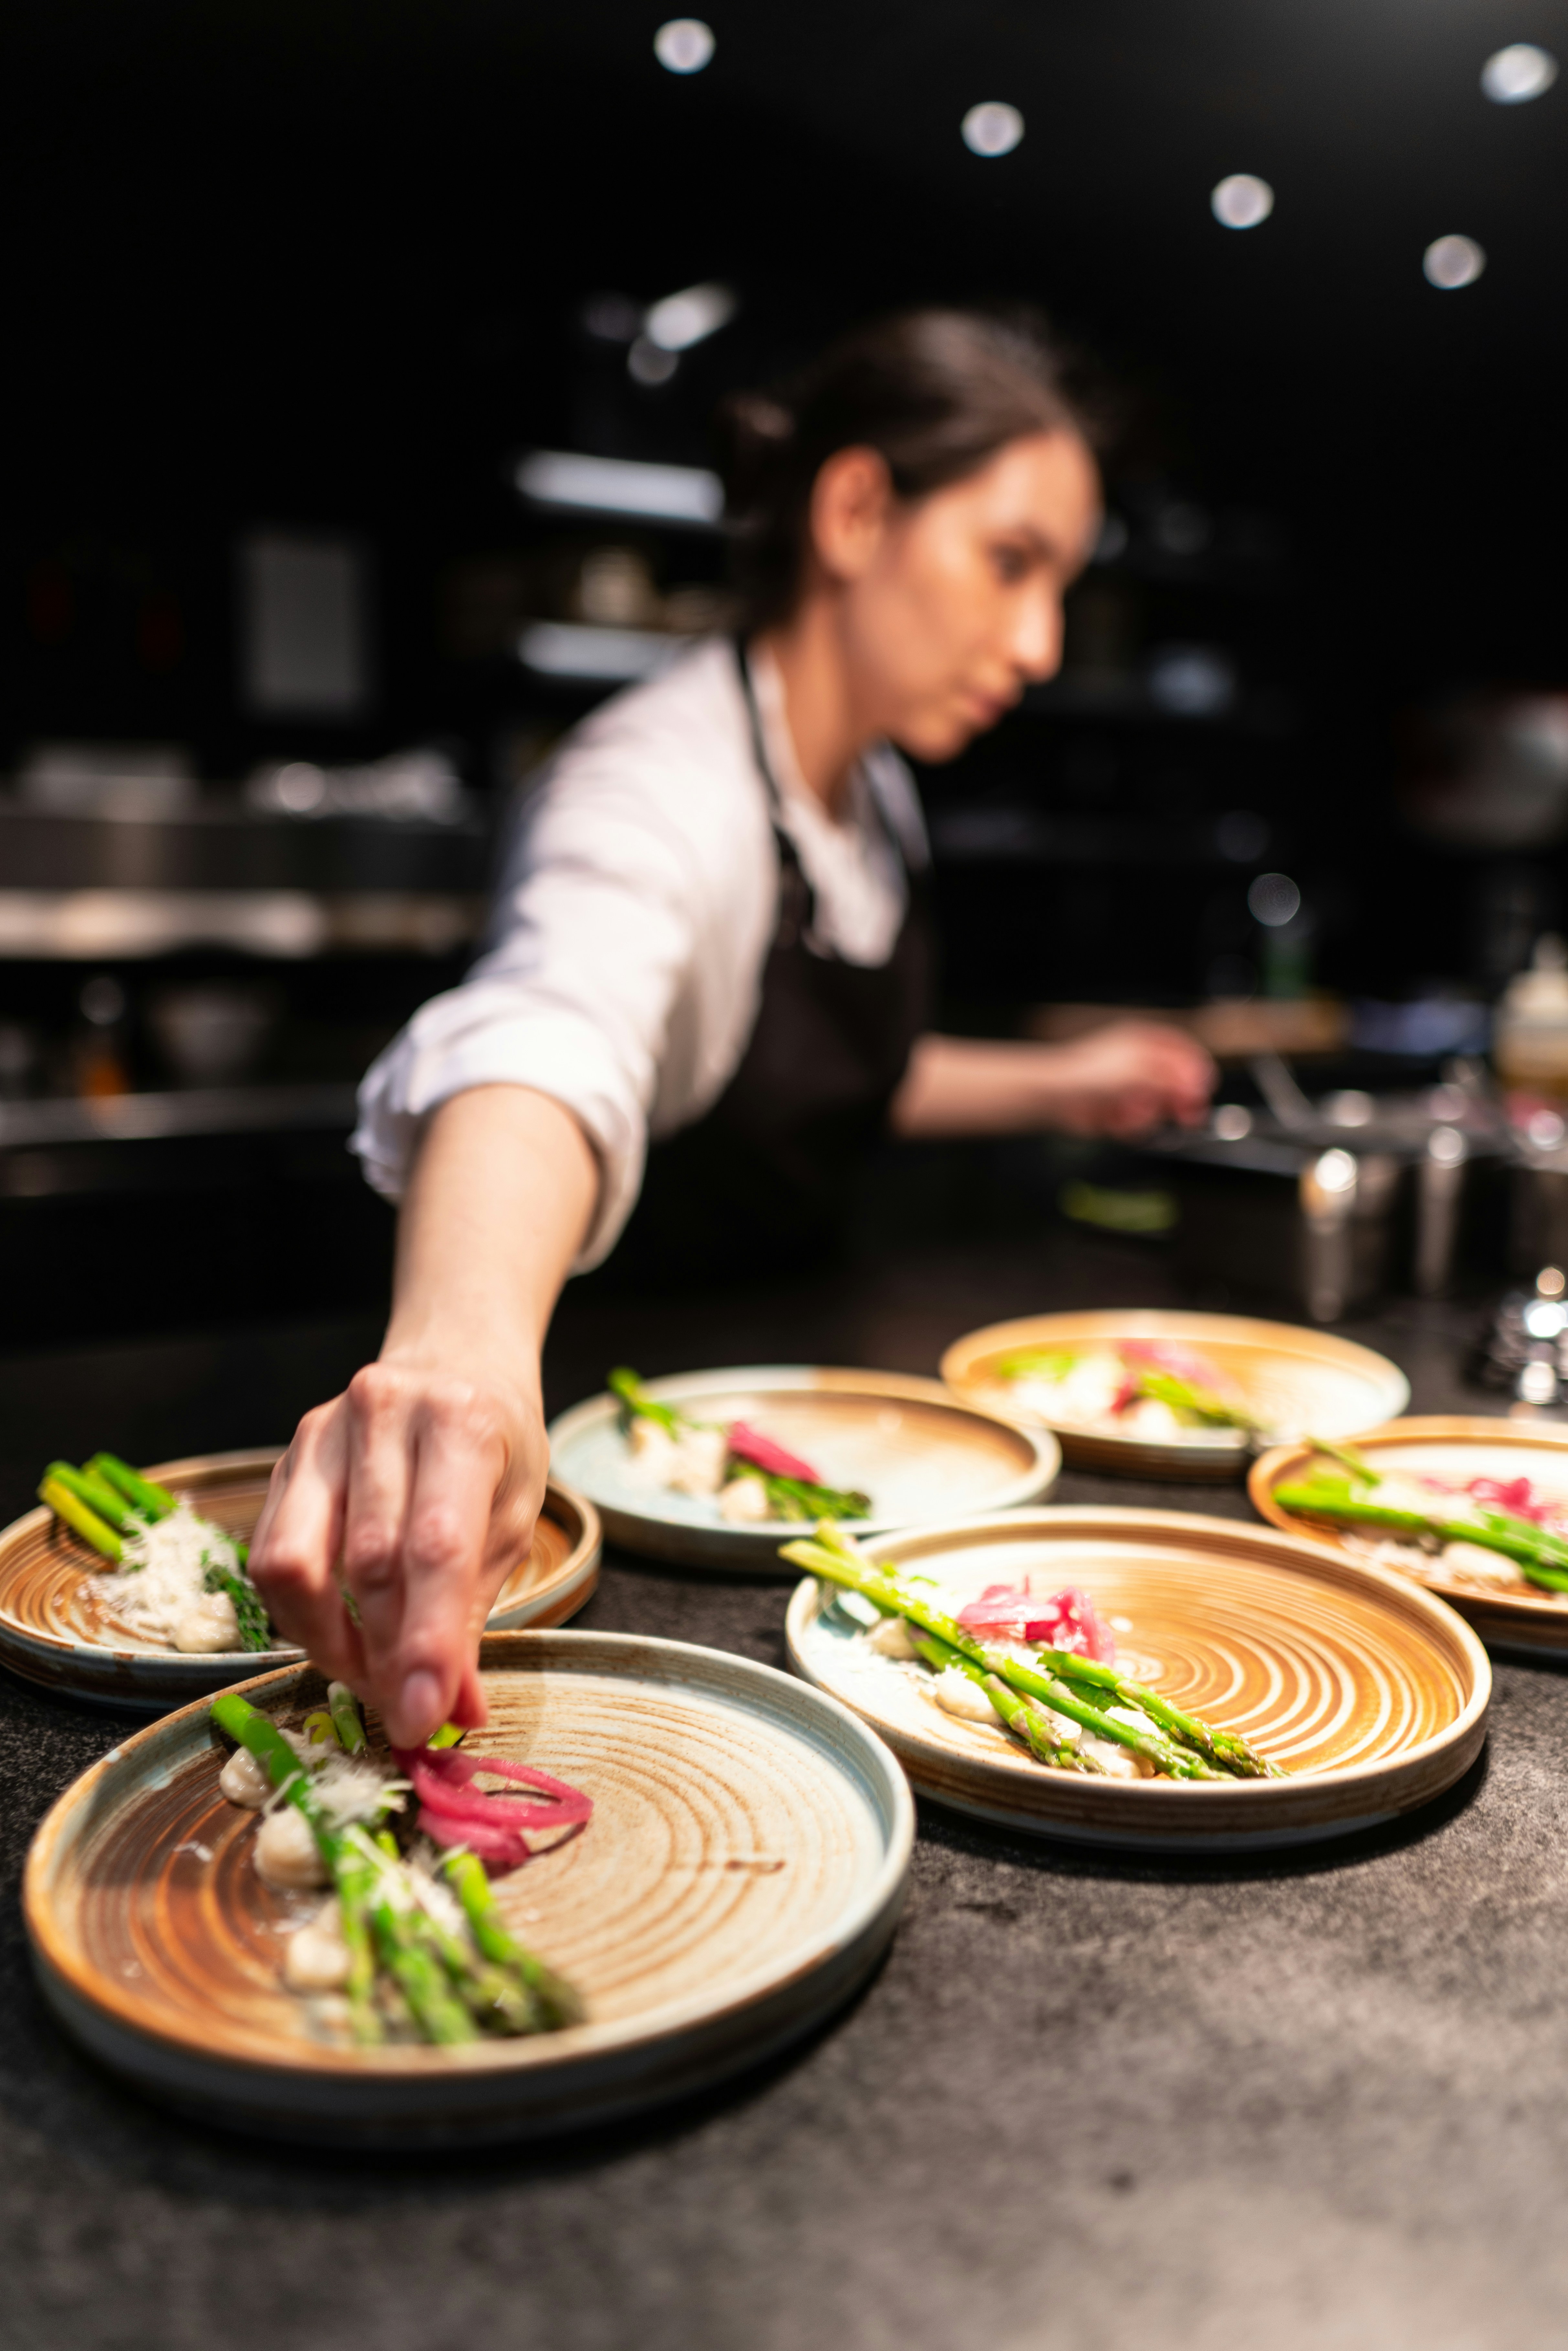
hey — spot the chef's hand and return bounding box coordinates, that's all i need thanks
[248,1354,547,1747]
[248,1084,598,1749]
[890,1024,1215,1143]
[1038,1019,1215,1137]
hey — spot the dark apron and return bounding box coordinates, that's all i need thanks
[599,644,932,1287]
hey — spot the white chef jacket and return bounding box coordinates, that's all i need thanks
[351,636,929,1269]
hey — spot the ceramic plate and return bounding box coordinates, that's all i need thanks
[547,1366,1058,1572]
[786,1507,1488,1850]
[940,1310,1410,1481]
[25,1630,913,2144]
[1251,1417,1568,1655]
[0,1449,601,1711]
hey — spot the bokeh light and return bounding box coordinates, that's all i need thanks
[1481,43,1557,103]
[1248,872,1301,927]
[961,102,1024,157]
[654,18,714,73]
[1423,234,1486,290]
[1211,174,1274,230]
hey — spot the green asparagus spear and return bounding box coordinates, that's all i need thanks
[800,1524,1277,1775]
[1130,1368,1262,1433]
[87,1453,177,1520]
[38,1475,123,1561]
[201,1560,272,1650]
[1304,1439,1380,1485]
[994,1349,1078,1382]
[907,1629,1103,1773]
[212,1694,582,2043]
[1274,1481,1568,1592]
[42,1461,138,1531]
[328,1681,367,1753]
[786,1531,1224,1778]
[751,1470,871,1522]
[440,1847,584,2028]
[608,1366,685,1433]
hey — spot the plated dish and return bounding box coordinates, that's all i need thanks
[787,1508,1488,1849]
[24,1631,913,2143]
[0,1448,601,1710]
[548,1366,1058,1571]
[940,1310,1410,1480]
[1251,1418,1568,1655]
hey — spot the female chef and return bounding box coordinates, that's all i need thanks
[250,307,1214,1743]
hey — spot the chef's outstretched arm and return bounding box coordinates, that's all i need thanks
[890,1021,1215,1141]
[248,1084,597,1747]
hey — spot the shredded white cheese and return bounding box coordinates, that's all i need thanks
[91,1501,246,1649]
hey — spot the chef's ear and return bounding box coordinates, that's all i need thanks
[807,445,895,584]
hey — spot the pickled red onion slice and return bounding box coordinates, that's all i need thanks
[394,1744,593,1832]
[726,1422,822,1483]
[956,1582,1116,1665]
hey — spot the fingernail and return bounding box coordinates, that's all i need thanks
[399,1669,441,1740]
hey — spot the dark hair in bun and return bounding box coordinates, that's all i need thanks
[716,307,1098,627]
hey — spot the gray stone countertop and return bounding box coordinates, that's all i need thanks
[0,1235,1561,2351]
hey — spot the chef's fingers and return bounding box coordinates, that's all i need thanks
[338,1362,422,1702]
[376,1384,516,1746]
[248,1399,365,1685]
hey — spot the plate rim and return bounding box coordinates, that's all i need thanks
[547,1364,1060,1568]
[0,1454,602,1676]
[1250,1415,1568,1634]
[939,1310,1412,1468]
[784,1503,1491,1826]
[24,1627,916,2091]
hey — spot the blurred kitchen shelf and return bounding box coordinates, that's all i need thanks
[514,450,724,532]
[516,620,694,683]
[0,801,491,894]
[0,892,485,959]
[0,1082,358,1156]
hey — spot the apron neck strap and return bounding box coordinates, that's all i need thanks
[733,636,905,868]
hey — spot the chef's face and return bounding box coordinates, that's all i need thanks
[813,429,1102,762]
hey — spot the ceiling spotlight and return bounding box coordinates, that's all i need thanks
[643,280,736,352]
[961,102,1024,157]
[1423,234,1486,290]
[1211,174,1273,230]
[654,18,714,73]
[1481,42,1558,103]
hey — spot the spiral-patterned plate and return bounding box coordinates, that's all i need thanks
[0,1450,601,1711]
[787,1508,1488,1849]
[1253,1418,1568,1656]
[23,1632,912,2143]
[940,1310,1409,1481]
[549,1366,1058,1571]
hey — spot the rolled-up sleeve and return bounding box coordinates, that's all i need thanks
[352,647,774,1269]
[354,793,704,1270]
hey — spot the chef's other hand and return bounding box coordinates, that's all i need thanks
[1045,1019,1215,1137]
[248,1355,547,1748]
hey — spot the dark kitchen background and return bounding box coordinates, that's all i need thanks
[4,0,1567,1343]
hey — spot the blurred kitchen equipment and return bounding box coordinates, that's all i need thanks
[1143,1123,1401,1322]
[18,743,194,822]
[1142,1062,1513,1311]
[1471,1264,1568,1410]
[245,749,470,826]
[148,981,277,1088]
[1402,692,1568,849]
[1249,1050,1315,1129]
[71,975,130,1099]
[1494,935,1568,1099]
